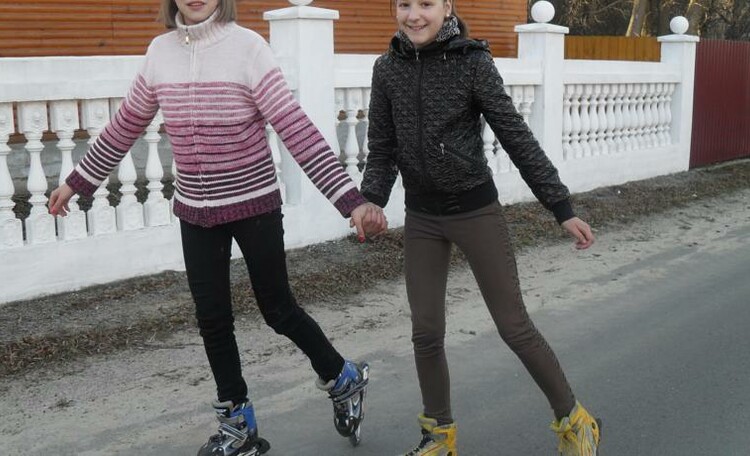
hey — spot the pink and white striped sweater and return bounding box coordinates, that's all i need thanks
[67,12,366,227]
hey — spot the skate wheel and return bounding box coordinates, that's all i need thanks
[348,424,361,447]
[256,438,271,454]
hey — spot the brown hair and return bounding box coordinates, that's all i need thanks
[158,0,237,28]
[391,0,469,38]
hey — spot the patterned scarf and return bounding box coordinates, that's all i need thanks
[396,16,461,51]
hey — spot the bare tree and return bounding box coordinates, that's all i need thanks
[685,0,708,34]
[529,0,749,40]
[627,0,650,36]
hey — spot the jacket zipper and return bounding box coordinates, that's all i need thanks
[415,50,429,185]
[440,142,478,165]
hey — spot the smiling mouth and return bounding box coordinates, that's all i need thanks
[408,25,427,32]
[187,2,205,8]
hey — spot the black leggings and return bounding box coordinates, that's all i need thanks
[180,209,344,405]
[405,201,576,423]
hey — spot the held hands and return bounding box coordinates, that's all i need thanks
[561,217,595,250]
[48,183,76,217]
[350,202,388,242]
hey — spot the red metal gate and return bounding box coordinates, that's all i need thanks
[691,39,750,168]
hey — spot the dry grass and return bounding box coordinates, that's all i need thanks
[2,159,749,378]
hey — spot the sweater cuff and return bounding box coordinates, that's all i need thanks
[361,191,388,208]
[65,170,99,198]
[335,188,368,218]
[551,199,575,225]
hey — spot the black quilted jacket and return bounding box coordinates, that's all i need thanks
[361,35,574,223]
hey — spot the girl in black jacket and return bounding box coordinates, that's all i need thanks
[361,1,601,455]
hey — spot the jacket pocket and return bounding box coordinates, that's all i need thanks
[439,142,483,167]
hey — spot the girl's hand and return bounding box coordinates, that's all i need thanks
[350,203,388,242]
[49,183,75,217]
[561,217,595,250]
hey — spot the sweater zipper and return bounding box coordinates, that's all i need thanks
[187,32,206,209]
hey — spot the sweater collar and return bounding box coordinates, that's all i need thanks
[175,9,230,46]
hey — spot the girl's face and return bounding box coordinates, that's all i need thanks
[175,0,220,25]
[396,0,452,49]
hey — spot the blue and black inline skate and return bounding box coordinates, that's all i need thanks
[197,400,270,456]
[316,360,370,446]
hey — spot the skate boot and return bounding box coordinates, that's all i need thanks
[197,400,270,456]
[402,414,457,456]
[316,360,370,446]
[551,401,602,456]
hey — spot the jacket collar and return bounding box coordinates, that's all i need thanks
[175,9,231,46]
[389,34,490,60]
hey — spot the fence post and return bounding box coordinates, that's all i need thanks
[264,0,339,205]
[658,17,699,171]
[515,1,567,166]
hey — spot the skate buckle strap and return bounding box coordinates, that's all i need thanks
[218,422,248,442]
[330,377,369,403]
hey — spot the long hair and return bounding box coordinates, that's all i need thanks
[450,1,470,38]
[158,0,237,28]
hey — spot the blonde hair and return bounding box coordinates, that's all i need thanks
[158,0,237,28]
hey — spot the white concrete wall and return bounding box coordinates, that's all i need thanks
[0,3,698,305]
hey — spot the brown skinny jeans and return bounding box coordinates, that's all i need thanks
[404,201,576,424]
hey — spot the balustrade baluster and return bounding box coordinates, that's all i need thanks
[144,111,171,227]
[562,85,573,160]
[482,117,498,175]
[81,99,117,236]
[580,85,592,157]
[343,89,362,182]
[656,83,667,146]
[571,85,583,158]
[266,123,286,203]
[634,84,646,149]
[520,85,534,126]
[604,84,616,154]
[644,83,656,148]
[18,102,55,244]
[334,88,345,163]
[613,84,625,153]
[0,103,22,248]
[664,84,675,145]
[51,100,87,240]
[622,84,635,151]
[109,98,144,231]
[595,85,607,155]
[361,88,371,165]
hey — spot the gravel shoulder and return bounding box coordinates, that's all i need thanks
[1,159,749,379]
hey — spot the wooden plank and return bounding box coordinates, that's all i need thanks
[565,36,659,62]
[1,0,526,57]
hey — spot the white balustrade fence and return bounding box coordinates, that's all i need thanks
[0,1,698,304]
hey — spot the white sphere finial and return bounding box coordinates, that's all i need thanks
[289,0,313,5]
[531,1,555,24]
[670,16,689,35]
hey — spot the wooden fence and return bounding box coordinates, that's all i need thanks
[565,36,660,61]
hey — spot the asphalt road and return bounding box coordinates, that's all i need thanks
[249,223,750,455]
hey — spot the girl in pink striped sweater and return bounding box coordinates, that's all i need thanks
[48,0,386,454]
